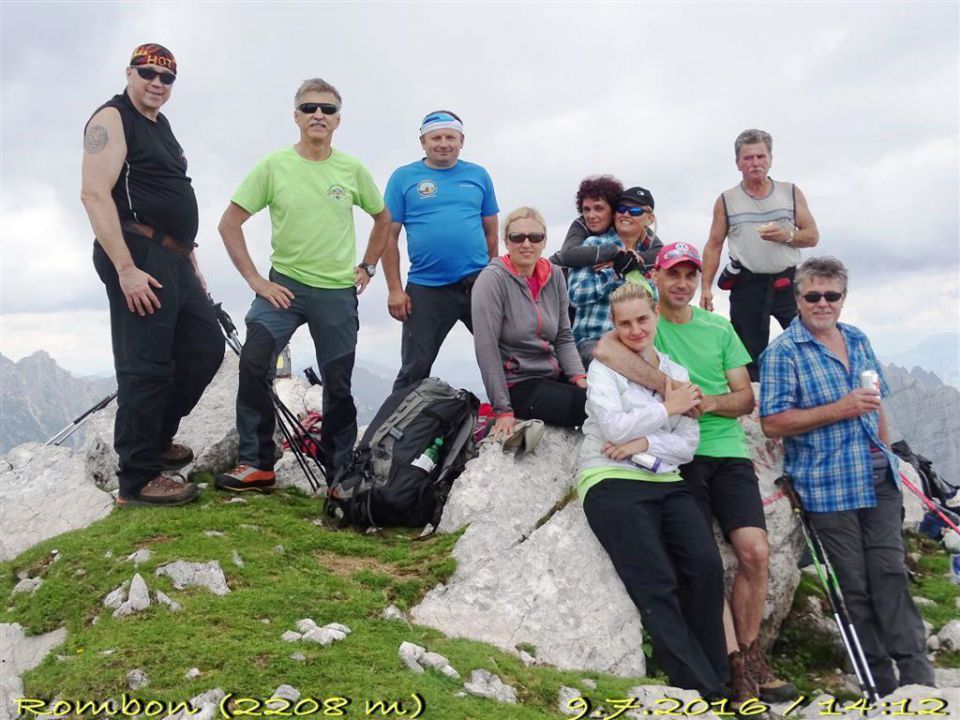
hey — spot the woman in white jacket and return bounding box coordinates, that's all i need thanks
[578,282,728,698]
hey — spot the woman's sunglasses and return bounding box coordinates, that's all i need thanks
[615,205,648,217]
[507,232,546,244]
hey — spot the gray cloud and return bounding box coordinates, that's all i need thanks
[1,1,957,376]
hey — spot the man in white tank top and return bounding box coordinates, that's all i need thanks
[700,129,819,380]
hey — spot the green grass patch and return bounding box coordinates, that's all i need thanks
[1,487,653,719]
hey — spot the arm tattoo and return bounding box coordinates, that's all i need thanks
[84,125,109,154]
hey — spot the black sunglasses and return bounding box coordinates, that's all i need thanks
[801,291,844,304]
[615,205,648,217]
[297,102,339,116]
[507,232,546,244]
[134,67,176,85]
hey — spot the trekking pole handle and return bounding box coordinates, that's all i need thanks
[775,475,805,512]
[212,301,238,337]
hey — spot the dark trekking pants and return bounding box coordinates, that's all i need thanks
[729,266,797,381]
[508,377,587,428]
[808,461,935,695]
[237,270,358,478]
[393,274,478,392]
[583,479,728,696]
[93,233,225,497]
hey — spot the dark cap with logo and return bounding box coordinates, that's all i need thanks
[618,186,654,209]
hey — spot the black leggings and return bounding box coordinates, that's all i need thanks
[508,377,586,428]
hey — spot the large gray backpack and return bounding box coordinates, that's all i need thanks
[325,378,479,530]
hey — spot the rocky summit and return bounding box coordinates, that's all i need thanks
[0,359,955,718]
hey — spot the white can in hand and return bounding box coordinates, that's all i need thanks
[860,370,880,393]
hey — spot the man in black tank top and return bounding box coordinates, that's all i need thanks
[81,43,224,507]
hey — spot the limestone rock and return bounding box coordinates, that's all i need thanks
[295,618,318,633]
[113,574,151,618]
[11,578,42,595]
[624,686,711,719]
[126,548,152,566]
[281,631,302,643]
[324,622,351,635]
[934,667,959,688]
[0,623,67,720]
[412,405,803,677]
[156,561,230,596]
[290,652,306,662]
[231,551,244,568]
[155,590,182,612]
[462,669,517,704]
[381,605,406,621]
[558,686,584,716]
[103,581,128,610]
[420,651,459,679]
[185,668,201,679]
[937,619,960,650]
[398,641,425,673]
[84,354,241,488]
[0,443,112,561]
[126,668,149,690]
[267,685,300,707]
[302,627,342,646]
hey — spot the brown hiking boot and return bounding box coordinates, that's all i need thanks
[728,648,759,711]
[161,442,194,469]
[745,640,799,702]
[116,474,200,508]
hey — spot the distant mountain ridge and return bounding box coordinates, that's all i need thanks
[0,351,116,453]
[881,333,960,389]
[882,363,959,491]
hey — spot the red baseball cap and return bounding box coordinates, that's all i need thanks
[655,242,702,270]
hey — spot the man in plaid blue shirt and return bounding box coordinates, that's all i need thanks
[759,256,934,695]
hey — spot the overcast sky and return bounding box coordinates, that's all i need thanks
[1,2,958,391]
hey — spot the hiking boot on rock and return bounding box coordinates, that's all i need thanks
[745,640,799,702]
[161,442,194,469]
[728,647,759,711]
[215,465,276,493]
[116,474,200,508]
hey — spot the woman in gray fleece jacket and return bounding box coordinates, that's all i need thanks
[472,207,587,441]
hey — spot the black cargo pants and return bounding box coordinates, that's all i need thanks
[93,232,225,497]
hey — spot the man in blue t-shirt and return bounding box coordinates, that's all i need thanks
[382,110,499,391]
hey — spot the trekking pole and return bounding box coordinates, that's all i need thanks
[45,391,118,446]
[898,471,960,535]
[212,300,325,492]
[776,476,883,704]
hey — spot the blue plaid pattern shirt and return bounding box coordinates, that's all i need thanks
[759,317,898,513]
[568,231,658,347]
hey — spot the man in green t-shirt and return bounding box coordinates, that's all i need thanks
[216,78,391,488]
[594,241,797,708]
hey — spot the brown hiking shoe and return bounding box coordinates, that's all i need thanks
[745,640,799,702]
[728,648,759,711]
[161,442,194,469]
[116,474,200,508]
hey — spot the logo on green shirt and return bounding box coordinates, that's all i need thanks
[327,185,347,201]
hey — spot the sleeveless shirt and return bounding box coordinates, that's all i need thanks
[87,91,198,246]
[721,179,800,274]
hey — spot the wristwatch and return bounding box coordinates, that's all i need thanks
[358,263,376,278]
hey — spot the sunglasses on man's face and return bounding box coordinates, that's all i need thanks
[801,291,844,304]
[616,205,648,217]
[297,102,339,116]
[507,232,546,245]
[134,67,176,85]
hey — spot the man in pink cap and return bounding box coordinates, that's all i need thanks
[594,241,796,709]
